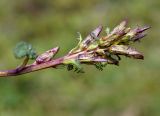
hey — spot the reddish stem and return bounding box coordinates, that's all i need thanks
[0,57,64,77]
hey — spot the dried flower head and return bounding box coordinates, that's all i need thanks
[64,20,150,72]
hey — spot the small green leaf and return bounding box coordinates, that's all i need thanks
[67,64,73,71]
[28,49,37,59]
[105,27,110,35]
[13,41,37,60]
[64,58,84,73]
[94,62,107,71]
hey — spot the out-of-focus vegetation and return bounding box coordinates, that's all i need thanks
[0,0,159,115]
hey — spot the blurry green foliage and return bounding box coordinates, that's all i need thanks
[0,0,160,116]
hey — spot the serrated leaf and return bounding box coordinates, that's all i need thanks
[67,64,74,71]
[28,49,37,59]
[94,62,107,71]
[13,41,37,60]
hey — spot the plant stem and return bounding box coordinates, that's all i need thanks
[0,21,150,77]
[0,57,64,77]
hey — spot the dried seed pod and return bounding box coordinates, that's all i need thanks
[109,45,144,59]
[100,21,129,47]
[104,56,119,65]
[100,33,125,47]
[110,20,128,35]
[78,53,107,62]
[80,25,103,49]
[78,53,95,62]
[132,33,147,42]
[136,26,151,33]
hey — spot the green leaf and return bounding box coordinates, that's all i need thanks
[13,41,37,60]
[64,59,84,73]
[94,62,107,71]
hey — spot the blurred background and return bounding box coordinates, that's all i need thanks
[0,0,160,116]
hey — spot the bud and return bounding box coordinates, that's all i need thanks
[35,47,59,64]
